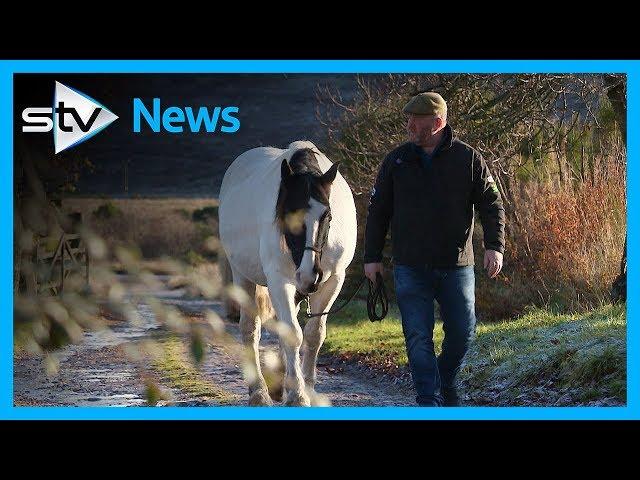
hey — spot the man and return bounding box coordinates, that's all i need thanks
[363,92,505,406]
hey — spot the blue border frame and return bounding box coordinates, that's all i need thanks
[1,60,635,420]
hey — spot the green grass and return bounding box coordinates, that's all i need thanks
[151,336,240,405]
[321,301,626,405]
[320,302,442,368]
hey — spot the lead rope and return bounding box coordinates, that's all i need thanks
[305,272,388,322]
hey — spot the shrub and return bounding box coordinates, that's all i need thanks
[92,201,122,220]
[192,206,218,223]
[184,249,207,266]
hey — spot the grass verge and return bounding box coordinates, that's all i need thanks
[321,301,626,406]
[151,335,240,405]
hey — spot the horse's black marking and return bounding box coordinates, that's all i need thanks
[289,148,323,176]
[274,148,340,289]
[275,149,331,220]
[294,290,306,306]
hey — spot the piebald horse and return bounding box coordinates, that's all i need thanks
[219,141,357,406]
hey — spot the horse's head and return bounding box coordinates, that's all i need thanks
[276,148,340,295]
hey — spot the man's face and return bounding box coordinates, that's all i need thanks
[406,114,443,144]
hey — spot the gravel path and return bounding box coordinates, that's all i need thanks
[14,275,416,407]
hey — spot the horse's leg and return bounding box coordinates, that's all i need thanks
[302,272,345,394]
[266,275,309,406]
[255,285,284,402]
[219,248,240,322]
[233,270,272,406]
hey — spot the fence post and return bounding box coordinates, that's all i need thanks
[60,233,64,293]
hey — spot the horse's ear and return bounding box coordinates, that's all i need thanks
[321,162,340,186]
[281,159,293,180]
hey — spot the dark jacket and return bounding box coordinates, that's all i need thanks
[363,125,505,267]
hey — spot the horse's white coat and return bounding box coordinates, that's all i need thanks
[219,141,357,406]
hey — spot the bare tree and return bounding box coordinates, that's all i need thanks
[317,74,626,306]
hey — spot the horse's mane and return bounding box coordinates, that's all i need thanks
[288,147,323,176]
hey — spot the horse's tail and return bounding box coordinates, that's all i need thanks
[255,285,275,323]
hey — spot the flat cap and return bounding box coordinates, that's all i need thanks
[403,92,447,116]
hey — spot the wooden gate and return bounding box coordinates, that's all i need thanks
[33,232,89,296]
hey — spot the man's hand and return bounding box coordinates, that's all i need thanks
[484,250,503,278]
[364,262,384,284]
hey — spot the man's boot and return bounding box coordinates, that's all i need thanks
[442,386,461,407]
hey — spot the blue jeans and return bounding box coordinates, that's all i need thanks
[393,264,477,406]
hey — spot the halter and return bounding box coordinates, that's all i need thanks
[304,208,332,260]
[285,207,332,294]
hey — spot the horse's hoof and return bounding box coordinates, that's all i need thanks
[249,390,273,406]
[308,391,331,407]
[284,391,311,407]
